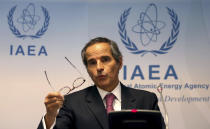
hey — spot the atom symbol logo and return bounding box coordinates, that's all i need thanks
[17,3,40,32]
[8,3,50,39]
[131,3,166,46]
[118,3,180,56]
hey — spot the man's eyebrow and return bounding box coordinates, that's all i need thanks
[87,58,95,62]
[101,55,110,58]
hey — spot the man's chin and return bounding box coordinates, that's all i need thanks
[96,82,109,89]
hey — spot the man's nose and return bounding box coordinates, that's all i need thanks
[96,61,104,73]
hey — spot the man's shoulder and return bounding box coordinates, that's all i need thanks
[121,83,157,97]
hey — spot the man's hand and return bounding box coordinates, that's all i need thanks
[44,92,64,129]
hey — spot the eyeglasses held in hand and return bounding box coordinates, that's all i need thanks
[44,57,86,95]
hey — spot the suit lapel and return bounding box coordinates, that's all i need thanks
[121,84,137,109]
[85,86,109,129]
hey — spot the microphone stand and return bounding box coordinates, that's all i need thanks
[157,85,169,129]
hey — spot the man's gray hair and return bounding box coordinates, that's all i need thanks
[81,37,122,66]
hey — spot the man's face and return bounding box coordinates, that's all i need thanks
[85,42,122,91]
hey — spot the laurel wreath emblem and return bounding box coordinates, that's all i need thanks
[118,7,180,56]
[7,5,50,39]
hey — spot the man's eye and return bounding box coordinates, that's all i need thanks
[88,60,96,65]
[102,57,110,62]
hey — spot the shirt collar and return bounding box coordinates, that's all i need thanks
[97,82,121,102]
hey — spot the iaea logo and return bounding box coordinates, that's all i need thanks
[118,3,180,56]
[7,3,50,39]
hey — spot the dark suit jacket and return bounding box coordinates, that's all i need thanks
[38,83,165,129]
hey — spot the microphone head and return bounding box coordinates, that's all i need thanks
[157,85,163,93]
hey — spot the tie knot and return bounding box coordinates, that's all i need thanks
[105,93,115,113]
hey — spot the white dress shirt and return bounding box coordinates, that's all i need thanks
[96,82,121,111]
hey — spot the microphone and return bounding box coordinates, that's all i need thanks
[157,85,169,129]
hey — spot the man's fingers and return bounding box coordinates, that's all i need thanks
[46,100,63,109]
[45,97,64,105]
[44,92,64,114]
[45,98,64,107]
[58,100,64,108]
[45,97,57,105]
[45,92,64,102]
[46,92,64,100]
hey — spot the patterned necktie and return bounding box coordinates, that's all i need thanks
[105,93,115,113]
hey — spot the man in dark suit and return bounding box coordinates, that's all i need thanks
[38,37,165,129]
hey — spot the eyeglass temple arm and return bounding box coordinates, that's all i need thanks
[44,70,56,91]
[64,57,84,77]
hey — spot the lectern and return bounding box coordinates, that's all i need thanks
[108,110,163,129]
